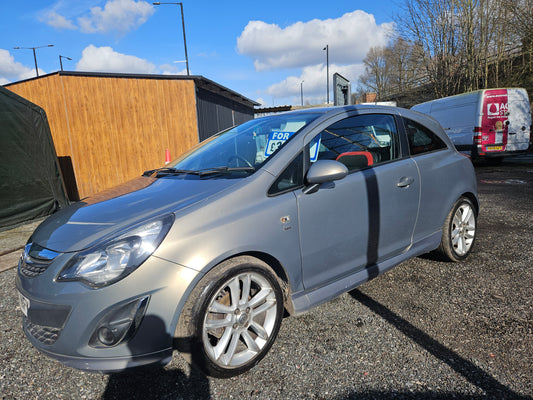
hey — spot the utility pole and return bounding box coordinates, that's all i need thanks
[323,45,329,104]
[13,45,54,77]
[153,2,190,75]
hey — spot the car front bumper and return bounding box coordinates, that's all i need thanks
[16,253,202,373]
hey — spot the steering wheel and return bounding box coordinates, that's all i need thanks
[227,154,253,168]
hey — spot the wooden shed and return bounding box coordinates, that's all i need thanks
[5,71,258,200]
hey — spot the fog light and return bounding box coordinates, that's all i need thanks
[97,327,119,346]
[90,296,149,348]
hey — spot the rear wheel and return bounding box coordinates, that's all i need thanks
[437,197,477,261]
[176,256,283,378]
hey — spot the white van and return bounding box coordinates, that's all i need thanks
[411,88,531,160]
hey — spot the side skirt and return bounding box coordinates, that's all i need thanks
[290,232,441,316]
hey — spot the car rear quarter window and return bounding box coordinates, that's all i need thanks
[313,114,401,172]
[404,118,447,155]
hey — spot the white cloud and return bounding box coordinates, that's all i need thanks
[159,63,188,75]
[38,0,153,34]
[0,49,32,78]
[40,11,76,30]
[265,63,365,105]
[76,45,157,73]
[237,11,394,71]
[0,49,44,84]
[20,68,46,80]
[255,97,268,107]
[77,0,154,34]
[76,45,190,75]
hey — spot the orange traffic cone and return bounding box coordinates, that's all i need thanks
[165,148,171,164]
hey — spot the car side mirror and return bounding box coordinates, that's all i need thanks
[303,160,348,194]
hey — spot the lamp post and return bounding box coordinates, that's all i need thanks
[59,55,72,71]
[153,2,190,75]
[300,80,304,106]
[323,45,329,104]
[13,44,54,77]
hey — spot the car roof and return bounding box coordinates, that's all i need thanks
[256,105,446,138]
[277,104,401,115]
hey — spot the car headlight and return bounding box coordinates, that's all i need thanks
[57,214,174,288]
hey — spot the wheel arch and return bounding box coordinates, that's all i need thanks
[212,251,294,315]
[434,191,478,262]
[460,191,479,215]
[174,251,289,377]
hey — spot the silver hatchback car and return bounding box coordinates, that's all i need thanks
[16,105,478,378]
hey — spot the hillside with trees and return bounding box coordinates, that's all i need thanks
[357,0,533,107]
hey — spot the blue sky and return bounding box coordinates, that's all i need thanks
[1,0,398,106]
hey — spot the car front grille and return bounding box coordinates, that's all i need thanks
[18,243,60,278]
[24,317,62,345]
[19,257,52,277]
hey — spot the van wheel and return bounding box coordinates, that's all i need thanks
[175,256,283,378]
[437,197,477,261]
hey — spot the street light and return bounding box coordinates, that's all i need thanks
[59,55,72,71]
[153,2,190,75]
[323,45,329,104]
[13,44,54,77]
[300,80,304,106]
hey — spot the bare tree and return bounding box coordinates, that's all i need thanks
[396,0,467,97]
[387,38,425,93]
[395,0,529,95]
[358,39,424,99]
[359,46,391,99]
[360,0,532,102]
[497,0,533,84]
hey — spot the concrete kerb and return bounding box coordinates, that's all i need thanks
[0,219,44,273]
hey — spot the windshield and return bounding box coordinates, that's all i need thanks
[165,112,322,177]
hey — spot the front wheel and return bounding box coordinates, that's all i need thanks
[437,197,477,261]
[176,256,283,378]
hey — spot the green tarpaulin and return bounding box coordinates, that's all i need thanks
[0,85,68,231]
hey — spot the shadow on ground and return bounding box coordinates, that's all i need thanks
[343,289,529,400]
[103,364,210,400]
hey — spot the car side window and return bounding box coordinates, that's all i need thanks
[268,152,304,196]
[313,114,400,172]
[404,118,447,155]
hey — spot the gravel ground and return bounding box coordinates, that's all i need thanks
[1,159,531,400]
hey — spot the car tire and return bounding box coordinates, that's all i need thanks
[175,256,283,378]
[437,197,477,262]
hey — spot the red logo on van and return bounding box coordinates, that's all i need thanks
[482,89,508,151]
[488,103,499,116]
[487,102,508,117]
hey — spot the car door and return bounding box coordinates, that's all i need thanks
[296,113,419,290]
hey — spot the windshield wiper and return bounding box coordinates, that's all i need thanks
[197,166,255,177]
[142,167,200,177]
[143,166,255,178]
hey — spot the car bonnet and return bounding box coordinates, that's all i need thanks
[28,176,239,253]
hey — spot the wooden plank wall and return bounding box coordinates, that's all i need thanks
[8,75,199,198]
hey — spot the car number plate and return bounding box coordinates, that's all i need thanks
[486,145,503,151]
[18,292,30,317]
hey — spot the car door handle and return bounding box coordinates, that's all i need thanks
[396,176,414,188]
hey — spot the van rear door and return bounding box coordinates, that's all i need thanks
[480,89,509,154]
[506,88,531,152]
